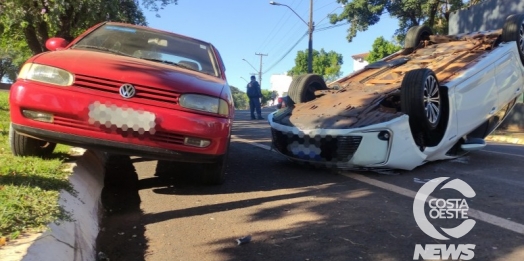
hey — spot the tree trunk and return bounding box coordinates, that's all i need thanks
[23,23,45,55]
[427,2,439,28]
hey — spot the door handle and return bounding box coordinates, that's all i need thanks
[515,87,521,94]
[489,107,496,115]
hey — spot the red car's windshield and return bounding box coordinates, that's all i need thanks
[72,24,221,77]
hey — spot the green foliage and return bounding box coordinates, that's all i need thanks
[0,0,169,80]
[366,36,402,63]
[230,86,248,110]
[288,48,343,82]
[330,0,482,43]
[261,89,273,106]
[0,92,72,240]
[142,0,178,14]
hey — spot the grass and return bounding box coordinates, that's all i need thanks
[0,91,73,240]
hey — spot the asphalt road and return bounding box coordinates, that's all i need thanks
[96,108,524,261]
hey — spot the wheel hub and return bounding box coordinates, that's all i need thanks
[423,75,440,124]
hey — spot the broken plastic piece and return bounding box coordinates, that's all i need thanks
[236,235,252,245]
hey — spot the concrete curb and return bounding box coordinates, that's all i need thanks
[0,149,107,261]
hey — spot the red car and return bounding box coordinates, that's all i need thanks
[9,22,233,184]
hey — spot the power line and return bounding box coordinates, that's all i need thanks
[261,0,308,66]
[263,31,308,74]
[257,0,301,51]
[260,1,347,76]
[315,21,350,32]
[262,21,349,75]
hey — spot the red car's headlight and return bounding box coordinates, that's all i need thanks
[18,63,74,86]
[179,94,229,116]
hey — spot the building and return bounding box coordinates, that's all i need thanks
[269,73,292,98]
[351,52,369,72]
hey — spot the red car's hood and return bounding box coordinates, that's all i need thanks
[32,49,226,97]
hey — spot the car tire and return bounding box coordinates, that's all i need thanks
[201,140,229,185]
[402,25,433,54]
[288,74,328,104]
[401,68,441,132]
[9,123,57,157]
[502,14,524,65]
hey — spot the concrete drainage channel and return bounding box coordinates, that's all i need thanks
[0,149,107,261]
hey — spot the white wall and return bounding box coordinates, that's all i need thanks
[269,74,292,97]
[353,58,368,72]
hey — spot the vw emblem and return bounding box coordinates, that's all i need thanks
[119,84,136,98]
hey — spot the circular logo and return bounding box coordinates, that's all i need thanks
[119,84,136,99]
[413,177,476,240]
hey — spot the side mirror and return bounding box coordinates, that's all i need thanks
[45,37,70,51]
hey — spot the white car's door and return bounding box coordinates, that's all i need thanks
[454,63,498,137]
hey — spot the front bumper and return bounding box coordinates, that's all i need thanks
[9,81,231,160]
[12,124,223,162]
[268,113,427,170]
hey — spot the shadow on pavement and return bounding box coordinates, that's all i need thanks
[96,154,147,261]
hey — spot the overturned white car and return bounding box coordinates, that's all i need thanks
[269,14,524,170]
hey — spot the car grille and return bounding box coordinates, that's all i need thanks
[53,115,184,146]
[74,74,180,105]
[271,129,362,163]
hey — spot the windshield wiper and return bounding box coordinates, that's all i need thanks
[139,58,197,72]
[139,57,179,66]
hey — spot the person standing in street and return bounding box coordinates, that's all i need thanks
[270,90,278,106]
[246,75,264,120]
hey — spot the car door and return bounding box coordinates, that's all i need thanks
[454,63,498,137]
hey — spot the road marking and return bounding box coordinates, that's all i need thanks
[236,139,524,236]
[231,135,272,151]
[343,173,524,236]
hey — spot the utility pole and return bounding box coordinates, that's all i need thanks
[269,0,314,73]
[255,53,268,88]
[307,0,314,73]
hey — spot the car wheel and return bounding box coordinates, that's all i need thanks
[502,14,524,65]
[402,25,433,54]
[9,123,57,157]
[401,68,441,132]
[288,74,328,104]
[201,140,229,185]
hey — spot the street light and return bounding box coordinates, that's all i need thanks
[242,58,261,86]
[270,1,314,73]
[240,76,249,83]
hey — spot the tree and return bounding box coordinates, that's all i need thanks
[288,48,343,82]
[261,89,273,106]
[142,0,178,14]
[0,0,180,79]
[0,24,32,82]
[329,0,482,43]
[365,36,402,63]
[230,86,248,110]
[0,0,147,55]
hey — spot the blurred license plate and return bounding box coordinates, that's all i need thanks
[88,102,156,133]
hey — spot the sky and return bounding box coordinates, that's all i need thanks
[141,0,400,91]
